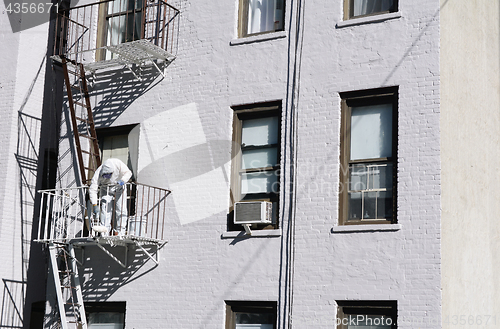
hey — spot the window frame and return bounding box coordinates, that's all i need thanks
[225,301,277,329]
[339,87,398,226]
[229,101,282,231]
[336,300,397,329]
[238,0,285,38]
[343,0,398,20]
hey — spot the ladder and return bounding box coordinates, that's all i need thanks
[61,57,101,185]
[48,243,87,329]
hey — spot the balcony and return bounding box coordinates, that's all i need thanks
[52,0,180,75]
[36,183,171,245]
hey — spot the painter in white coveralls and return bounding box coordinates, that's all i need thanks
[89,158,132,236]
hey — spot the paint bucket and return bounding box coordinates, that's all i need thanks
[127,216,146,237]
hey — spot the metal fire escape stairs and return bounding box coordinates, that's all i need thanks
[48,243,87,329]
[41,2,179,327]
[46,56,167,327]
[43,57,100,329]
[61,57,102,186]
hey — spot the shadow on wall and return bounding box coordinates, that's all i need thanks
[2,112,42,329]
[78,244,161,301]
[0,279,26,329]
[91,65,163,126]
[58,64,163,187]
[134,103,234,226]
[16,112,42,281]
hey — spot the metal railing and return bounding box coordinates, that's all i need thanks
[36,182,171,243]
[53,0,180,63]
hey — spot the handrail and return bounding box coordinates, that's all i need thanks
[36,182,171,243]
[37,183,171,194]
[56,12,88,29]
[63,0,115,11]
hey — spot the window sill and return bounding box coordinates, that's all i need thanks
[230,31,287,46]
[336,12,402,28]
[331,224,402,233]
[221,229,281,239]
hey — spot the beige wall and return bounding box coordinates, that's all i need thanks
[441,0,500,326]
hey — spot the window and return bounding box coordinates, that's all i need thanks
[106,0,143,46]
[229,101,281,230]
[336,301,397,329]
[96,124,138,175]
[85,302,126,329]
[238,0,285,38]
[97,0,144,59]
[344,0,398,20]
[339,87,398,225]
[225,301,277,329]
[96,125,139,216]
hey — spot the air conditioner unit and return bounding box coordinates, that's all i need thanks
[234,201,273,225]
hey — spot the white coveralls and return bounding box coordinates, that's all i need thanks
[89,158,133,235]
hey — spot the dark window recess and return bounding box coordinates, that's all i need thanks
[336,300,397,329]
[85,302,126,329]
[225,301,277,329]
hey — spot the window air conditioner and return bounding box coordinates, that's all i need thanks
[234,201,273,225]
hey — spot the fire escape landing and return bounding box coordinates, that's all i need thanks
[36,183,171,329]
[52,0,180,79]
[38,1,179,327]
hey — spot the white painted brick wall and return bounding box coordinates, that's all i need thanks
[0,7,21,284]
[289,1,441,328]
[0,6,50,328]
[2,0,442,327]
[0,9,47,259]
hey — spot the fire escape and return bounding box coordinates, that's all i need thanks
[35,1,179,328]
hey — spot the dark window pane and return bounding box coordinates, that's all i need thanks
[352,0,395,17]
[370,163,392,190]
[349,164,368,192]
[236,312,274,324]
[376,191,392,219]
[88,312,124,326]
[363,191,377,219]
[348,192,362,220]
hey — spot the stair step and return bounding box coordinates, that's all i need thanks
[62,58,101,184]
[74,101,90,109]
[75,116,90,124]
[66,69,80,76]
[78,133,96,140]
[81,149,97,155]
[49,243,87,329]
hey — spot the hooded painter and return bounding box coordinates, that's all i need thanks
[89,158,133,235]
